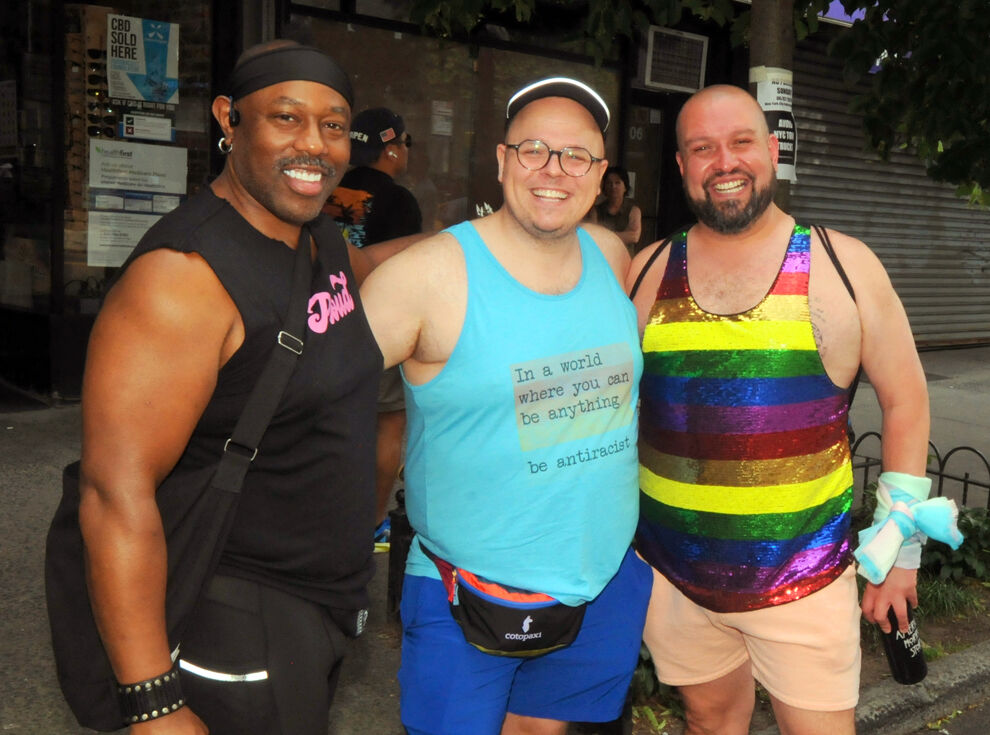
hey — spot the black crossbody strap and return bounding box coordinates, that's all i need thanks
[814,224,856,303]
[212,223,314,493]
[628,235,674,300]
[812,224,863,409]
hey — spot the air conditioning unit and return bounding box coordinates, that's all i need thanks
[643,26,708,94]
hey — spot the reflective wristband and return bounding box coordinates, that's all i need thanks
[117,663,185,726]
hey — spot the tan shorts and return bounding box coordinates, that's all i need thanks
[643,565,861,711]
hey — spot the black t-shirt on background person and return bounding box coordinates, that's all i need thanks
[325,166,423,247]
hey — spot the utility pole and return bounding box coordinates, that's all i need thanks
[748,0,795,213]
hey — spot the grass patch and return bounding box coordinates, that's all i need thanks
[917,571,984,619]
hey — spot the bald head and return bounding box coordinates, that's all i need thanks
[676,85,769,153]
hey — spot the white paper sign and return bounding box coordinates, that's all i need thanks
[751,66,797,183]
[107,14,179,104]
[87,211,160,266]
[89,139,187,194]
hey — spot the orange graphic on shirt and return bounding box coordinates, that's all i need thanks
[324,187,373,225]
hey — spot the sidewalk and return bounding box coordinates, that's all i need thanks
[2,346,989,734]
[762,345,990,734]
[850,345,990,470]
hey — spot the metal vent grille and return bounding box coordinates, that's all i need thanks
[644,27,708,93]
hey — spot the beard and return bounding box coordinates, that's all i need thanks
[685,170,777,234]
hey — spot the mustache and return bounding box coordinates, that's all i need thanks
[278,157,335,176]
[703,168,754,188]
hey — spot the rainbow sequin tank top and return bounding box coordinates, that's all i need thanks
[637,224,854,613]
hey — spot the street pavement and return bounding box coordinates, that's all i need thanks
[0,401,405,734]
[905,697,990,735]
[2,345,989,734]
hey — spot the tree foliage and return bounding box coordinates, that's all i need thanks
[831,0,990,206]
[408,1,832,59]
[409,0,989,204]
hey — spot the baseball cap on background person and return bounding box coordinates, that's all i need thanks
[349,107,406,166]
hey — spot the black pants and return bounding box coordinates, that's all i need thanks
[178,574,349,735]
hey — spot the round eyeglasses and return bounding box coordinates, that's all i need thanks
[504,139,603,177]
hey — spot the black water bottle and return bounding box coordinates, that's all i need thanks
[880,605,927,684]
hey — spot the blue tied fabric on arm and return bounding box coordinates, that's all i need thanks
[855,472,964,585]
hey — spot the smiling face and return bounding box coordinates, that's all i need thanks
[675,86,779,235]
[219,80,351,237]
[496,97,607,242]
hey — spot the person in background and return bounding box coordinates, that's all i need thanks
[627,84,930,735]
[588,165,642,256]
[360,77,653,735]
[325,107,423,550]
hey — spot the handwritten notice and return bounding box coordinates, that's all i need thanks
[751,65,796,182]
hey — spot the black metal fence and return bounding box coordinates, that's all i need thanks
[851,431,990,509]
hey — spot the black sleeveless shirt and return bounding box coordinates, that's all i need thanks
[122,187,380,610]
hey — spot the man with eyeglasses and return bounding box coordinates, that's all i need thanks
[360,77,652,735]
[325,107,423,553]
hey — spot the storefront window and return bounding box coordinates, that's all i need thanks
[61,2,213,314]
[289,12,620,231]
[0,2,54,317]
[0,0,213,397]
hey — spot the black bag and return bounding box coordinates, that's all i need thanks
[425,548,586,658]
[45,459,240,730]
[45,223,314,731]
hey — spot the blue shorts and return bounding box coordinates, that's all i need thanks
[399,546,652,735]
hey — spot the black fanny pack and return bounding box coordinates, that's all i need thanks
[423,546,586,657]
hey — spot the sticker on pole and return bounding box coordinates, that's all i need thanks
[751,66,796,183]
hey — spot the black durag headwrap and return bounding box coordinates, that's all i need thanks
[228,44,354,107]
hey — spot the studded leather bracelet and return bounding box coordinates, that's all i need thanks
[117,663,186,726]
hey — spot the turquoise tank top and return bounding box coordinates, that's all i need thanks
[403,221,643,605]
